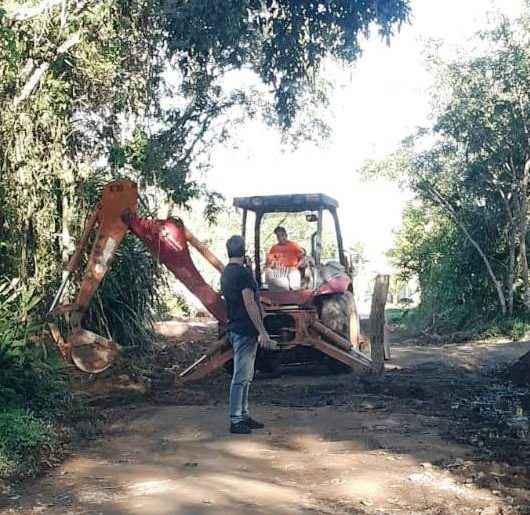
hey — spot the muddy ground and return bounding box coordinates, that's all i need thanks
[1,322,530,514]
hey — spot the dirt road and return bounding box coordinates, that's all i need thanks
[2,329,530,514]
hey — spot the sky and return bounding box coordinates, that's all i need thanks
[206,0,527,273]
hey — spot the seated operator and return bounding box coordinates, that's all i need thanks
[265,226,305,291]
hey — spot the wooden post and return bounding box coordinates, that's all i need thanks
[254,211,263,287]
[370,274,390,375]
[349,293,361,349]
[241,209,247,241]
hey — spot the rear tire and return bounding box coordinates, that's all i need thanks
[318,291,359,374]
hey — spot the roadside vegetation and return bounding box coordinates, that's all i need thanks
[0,0,410,481]
[365,11,530,349]
[387,306,530,344]
[0,279,93,482]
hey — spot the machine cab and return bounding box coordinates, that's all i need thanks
[233,194,352,295]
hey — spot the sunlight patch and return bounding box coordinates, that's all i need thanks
[128,479,176,496]
[408,472,495,501]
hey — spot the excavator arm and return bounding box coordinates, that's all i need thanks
[127,214,227,324]
[49,180,230,375]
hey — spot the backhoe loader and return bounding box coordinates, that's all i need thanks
[48,180,389,382]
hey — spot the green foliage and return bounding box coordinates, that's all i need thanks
[0,279,49,405]
[160,293,192,319]
[392,306,530,343]
[84,235,166,351]
[0,278,89,480]
[468,314,530,341]
[391,203,502,331]
[163,0,410,127]
[364,12,530,332]
[0,409,59,480]
[508,320,529,341]
[386,307,408,325]
[0,278,75,411]
[0,0,410,340]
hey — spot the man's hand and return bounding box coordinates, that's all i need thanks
[258,332,276,350]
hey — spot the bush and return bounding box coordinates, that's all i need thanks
[0,278,90,480]
[0,279,74,409]
[385,307,425,336]
[160,291,192,319]
[83,234,166,352]
[389,299,530,343]
[386,308,408,324]
[0,409,59,480]
[0,279,50,405]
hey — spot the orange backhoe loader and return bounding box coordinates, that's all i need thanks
[48,180,388,382]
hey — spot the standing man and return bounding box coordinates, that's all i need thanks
[221,235,275,434]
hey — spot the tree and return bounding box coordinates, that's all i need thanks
[0,1,410,346]
[362,11,530,322]
[433,16,530,313]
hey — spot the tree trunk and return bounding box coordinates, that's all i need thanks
[519,161,530,311]
[506,233,516,317]
[501,193,517,317]
[13,32,82,107]
[426,184,507,316]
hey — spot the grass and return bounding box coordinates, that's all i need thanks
[0,278,95,481]
[386,305,530,343]
[0,360,94,481]
[0,409,60,480]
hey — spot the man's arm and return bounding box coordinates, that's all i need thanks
[265,251,274,268]
[294,243,305,268]
[242,289,275,349]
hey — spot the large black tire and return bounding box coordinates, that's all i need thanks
[319,291,355,338]
[318,291,359,374]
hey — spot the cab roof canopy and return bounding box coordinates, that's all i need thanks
[233,193,339,213]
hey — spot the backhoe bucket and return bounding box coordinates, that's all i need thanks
[69,329,120,373]
[48,180,138,373]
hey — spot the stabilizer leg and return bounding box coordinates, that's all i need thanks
[178,337,232,383]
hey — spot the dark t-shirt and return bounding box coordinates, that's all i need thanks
[221,263,260,337]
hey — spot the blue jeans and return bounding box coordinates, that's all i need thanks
[229,331,258,424]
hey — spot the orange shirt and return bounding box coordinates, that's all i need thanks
[266,241,304,268]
